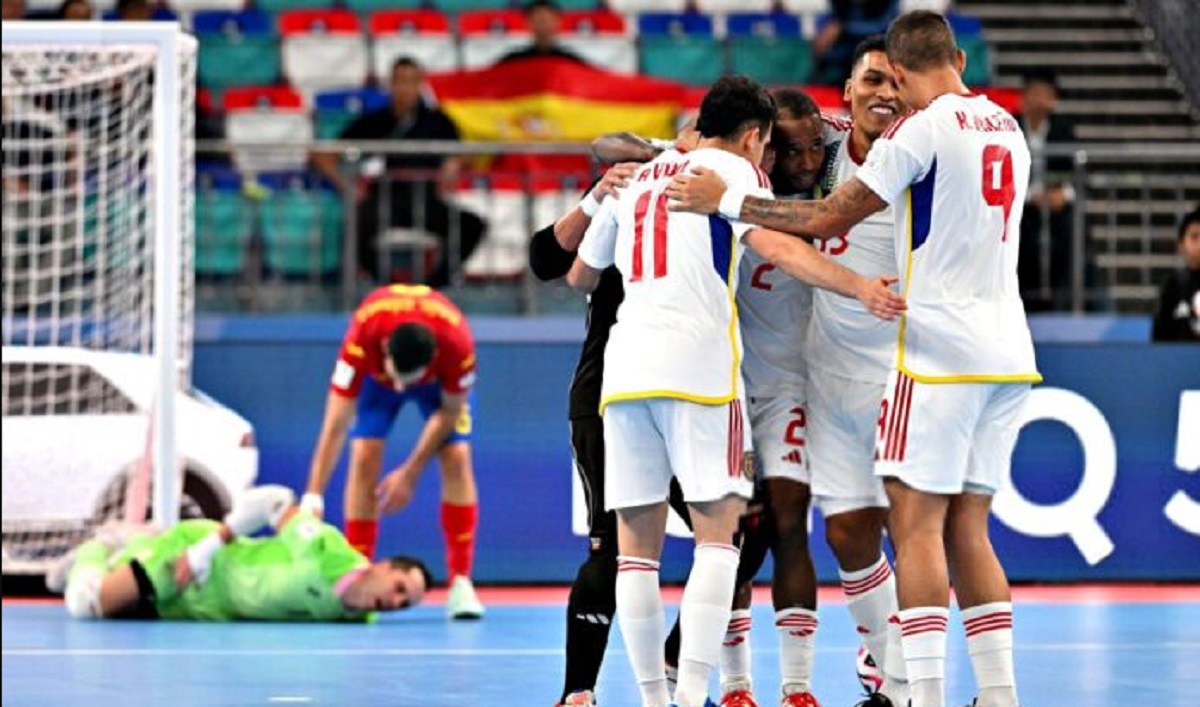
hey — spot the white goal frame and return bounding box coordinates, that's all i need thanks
[2,21,186,527]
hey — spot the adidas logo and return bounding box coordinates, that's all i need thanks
[781,450,804,465]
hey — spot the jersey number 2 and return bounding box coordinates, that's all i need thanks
[982,145,1015,241]
[631,190,669,281]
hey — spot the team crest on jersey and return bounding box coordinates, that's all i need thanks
[741,451,758,482]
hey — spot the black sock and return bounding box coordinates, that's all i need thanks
[664,611,682,671]
[561,549,617,702]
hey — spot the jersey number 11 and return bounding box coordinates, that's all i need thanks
[631,190,669,281]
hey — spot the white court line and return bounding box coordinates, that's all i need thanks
[4,642,1200,657]
[268,698,313,704]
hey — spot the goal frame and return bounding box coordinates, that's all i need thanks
[2,21,186,527]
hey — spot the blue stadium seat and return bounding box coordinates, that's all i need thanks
[947,12,984,38]
[637,12,714,37]
[193,10,280,90]
[314,88,390,139]
[727,13,812,86]
[258,174,342,277]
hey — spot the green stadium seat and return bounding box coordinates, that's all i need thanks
[197,36,281,90]
[553,0,602,8]
[431,0,511,14]
[195,190,253,277]
[260,187,342,277]
[343,0,423,11]
[961,37,992,87]
[640,36,724,87]
[729,37,813,86]
[254,0,332,13]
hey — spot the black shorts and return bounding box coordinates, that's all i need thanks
[570,415,692,554]
[118,560,161,620]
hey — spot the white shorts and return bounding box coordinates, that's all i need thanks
[874,369,1031,495]
[748,396,810,484]
[808,370,889,516]
[603,397,754,511]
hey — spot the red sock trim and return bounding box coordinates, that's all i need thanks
[440,502,477,581]
[345,519,379,560]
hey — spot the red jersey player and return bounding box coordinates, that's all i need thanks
[303,284,484,619]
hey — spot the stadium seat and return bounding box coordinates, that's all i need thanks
[195,187,253,277]
[370,9,459,78]
[639,13,721,87]
[173,0,246,13]
[223,87,313,174]
[449,178,530,280]
[279,9,370,94]
[694,0,774,15]
[779,0,831,13]
[193,10,280,91]
[551,0,603,9]
[258,175,342,277]
[255,0,331,13]
[607,0,688,14]
[727,13,813,87]
[558,10,635,74]
[344,0,424,11]
[960,36,992,87]
[459,10,531,70]
[947,12,985,38]
[431,0,511,14]
[901,0,952,13]
[314,87,390,139]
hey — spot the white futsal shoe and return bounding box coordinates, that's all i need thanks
[446,575,485,620]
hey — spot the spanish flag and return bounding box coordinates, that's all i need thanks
[428,57,686,143]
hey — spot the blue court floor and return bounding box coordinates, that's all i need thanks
[3,587,1198,707]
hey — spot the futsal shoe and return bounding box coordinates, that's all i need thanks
[853,694,895,707]
[558,690,596,707]
[721,688,758,707]
[446,575,485,620]
[44,548,79,593]
[781,692,821,707]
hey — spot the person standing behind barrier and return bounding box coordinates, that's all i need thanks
[1152,206,1200,342]
[312,57,485,288]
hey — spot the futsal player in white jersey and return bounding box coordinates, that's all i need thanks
[669,13,1038,707]
[567,77,905,707]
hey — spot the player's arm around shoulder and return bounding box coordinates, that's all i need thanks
[567,196,618,293]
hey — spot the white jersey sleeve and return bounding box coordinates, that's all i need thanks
[577,197,619,270]
[855,112,935,206]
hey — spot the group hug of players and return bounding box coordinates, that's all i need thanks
[49,10,1036,707]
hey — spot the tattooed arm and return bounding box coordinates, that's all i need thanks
[666,167,887,239]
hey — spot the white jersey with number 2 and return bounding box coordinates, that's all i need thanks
[855,92,1041,383]
[577,147,773,409]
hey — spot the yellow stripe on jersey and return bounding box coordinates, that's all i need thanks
[600,389,738,412]
[895,190,1044,385]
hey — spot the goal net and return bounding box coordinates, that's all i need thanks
[1,23,196,574]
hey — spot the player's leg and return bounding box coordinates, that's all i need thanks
[719,500,770,706]
[947,383,1030,707]
[809,372,906,704]
[559,415,619,706]
[606,399,675,707]
[876,371,980,707]
[666,397,753,707]
[345,376,405,558]
[748,395,820,706]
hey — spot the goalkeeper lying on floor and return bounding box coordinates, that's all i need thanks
[48,485,431,621]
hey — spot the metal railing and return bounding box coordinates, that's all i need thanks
[191,140,1200,315]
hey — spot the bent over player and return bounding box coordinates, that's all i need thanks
[50,485,431,622]
[304,284,484,619]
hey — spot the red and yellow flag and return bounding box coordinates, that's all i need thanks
[428,57,686,143]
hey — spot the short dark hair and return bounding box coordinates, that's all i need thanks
[116,0,148,14]
[57,0,90,18]
[1022,68,1059,93]
[696,76,776,141]
[772,88,819,122]
[386,555,435,590]
[391,56,422,76]
[387,323,436,374]
[850,34,888,75]
[1180,206,1200,242]
[885,11,959,72]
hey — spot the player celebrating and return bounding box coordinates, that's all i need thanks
[304,284,484,620]
[568,76,903,707]
[50,486,431,621]
[669,13,1038,707]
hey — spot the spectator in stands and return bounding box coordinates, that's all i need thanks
[1152,206,1200,342]
[1016,69,1078,311]
[115,0,152,21]
[2,0,24,20]
[495,0,587,65]
[57,0,92,20]
[813,0,898,85]
[312,57,485,288]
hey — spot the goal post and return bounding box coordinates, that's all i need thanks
[2,22,196,570]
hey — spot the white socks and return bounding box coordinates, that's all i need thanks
[898,606,949,707]
[963,602,1018,707]
[840,555,906,681]
[775,607,819,695]
[676,543,740,707]
[615,556,670,707]
[720,608,753,693]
